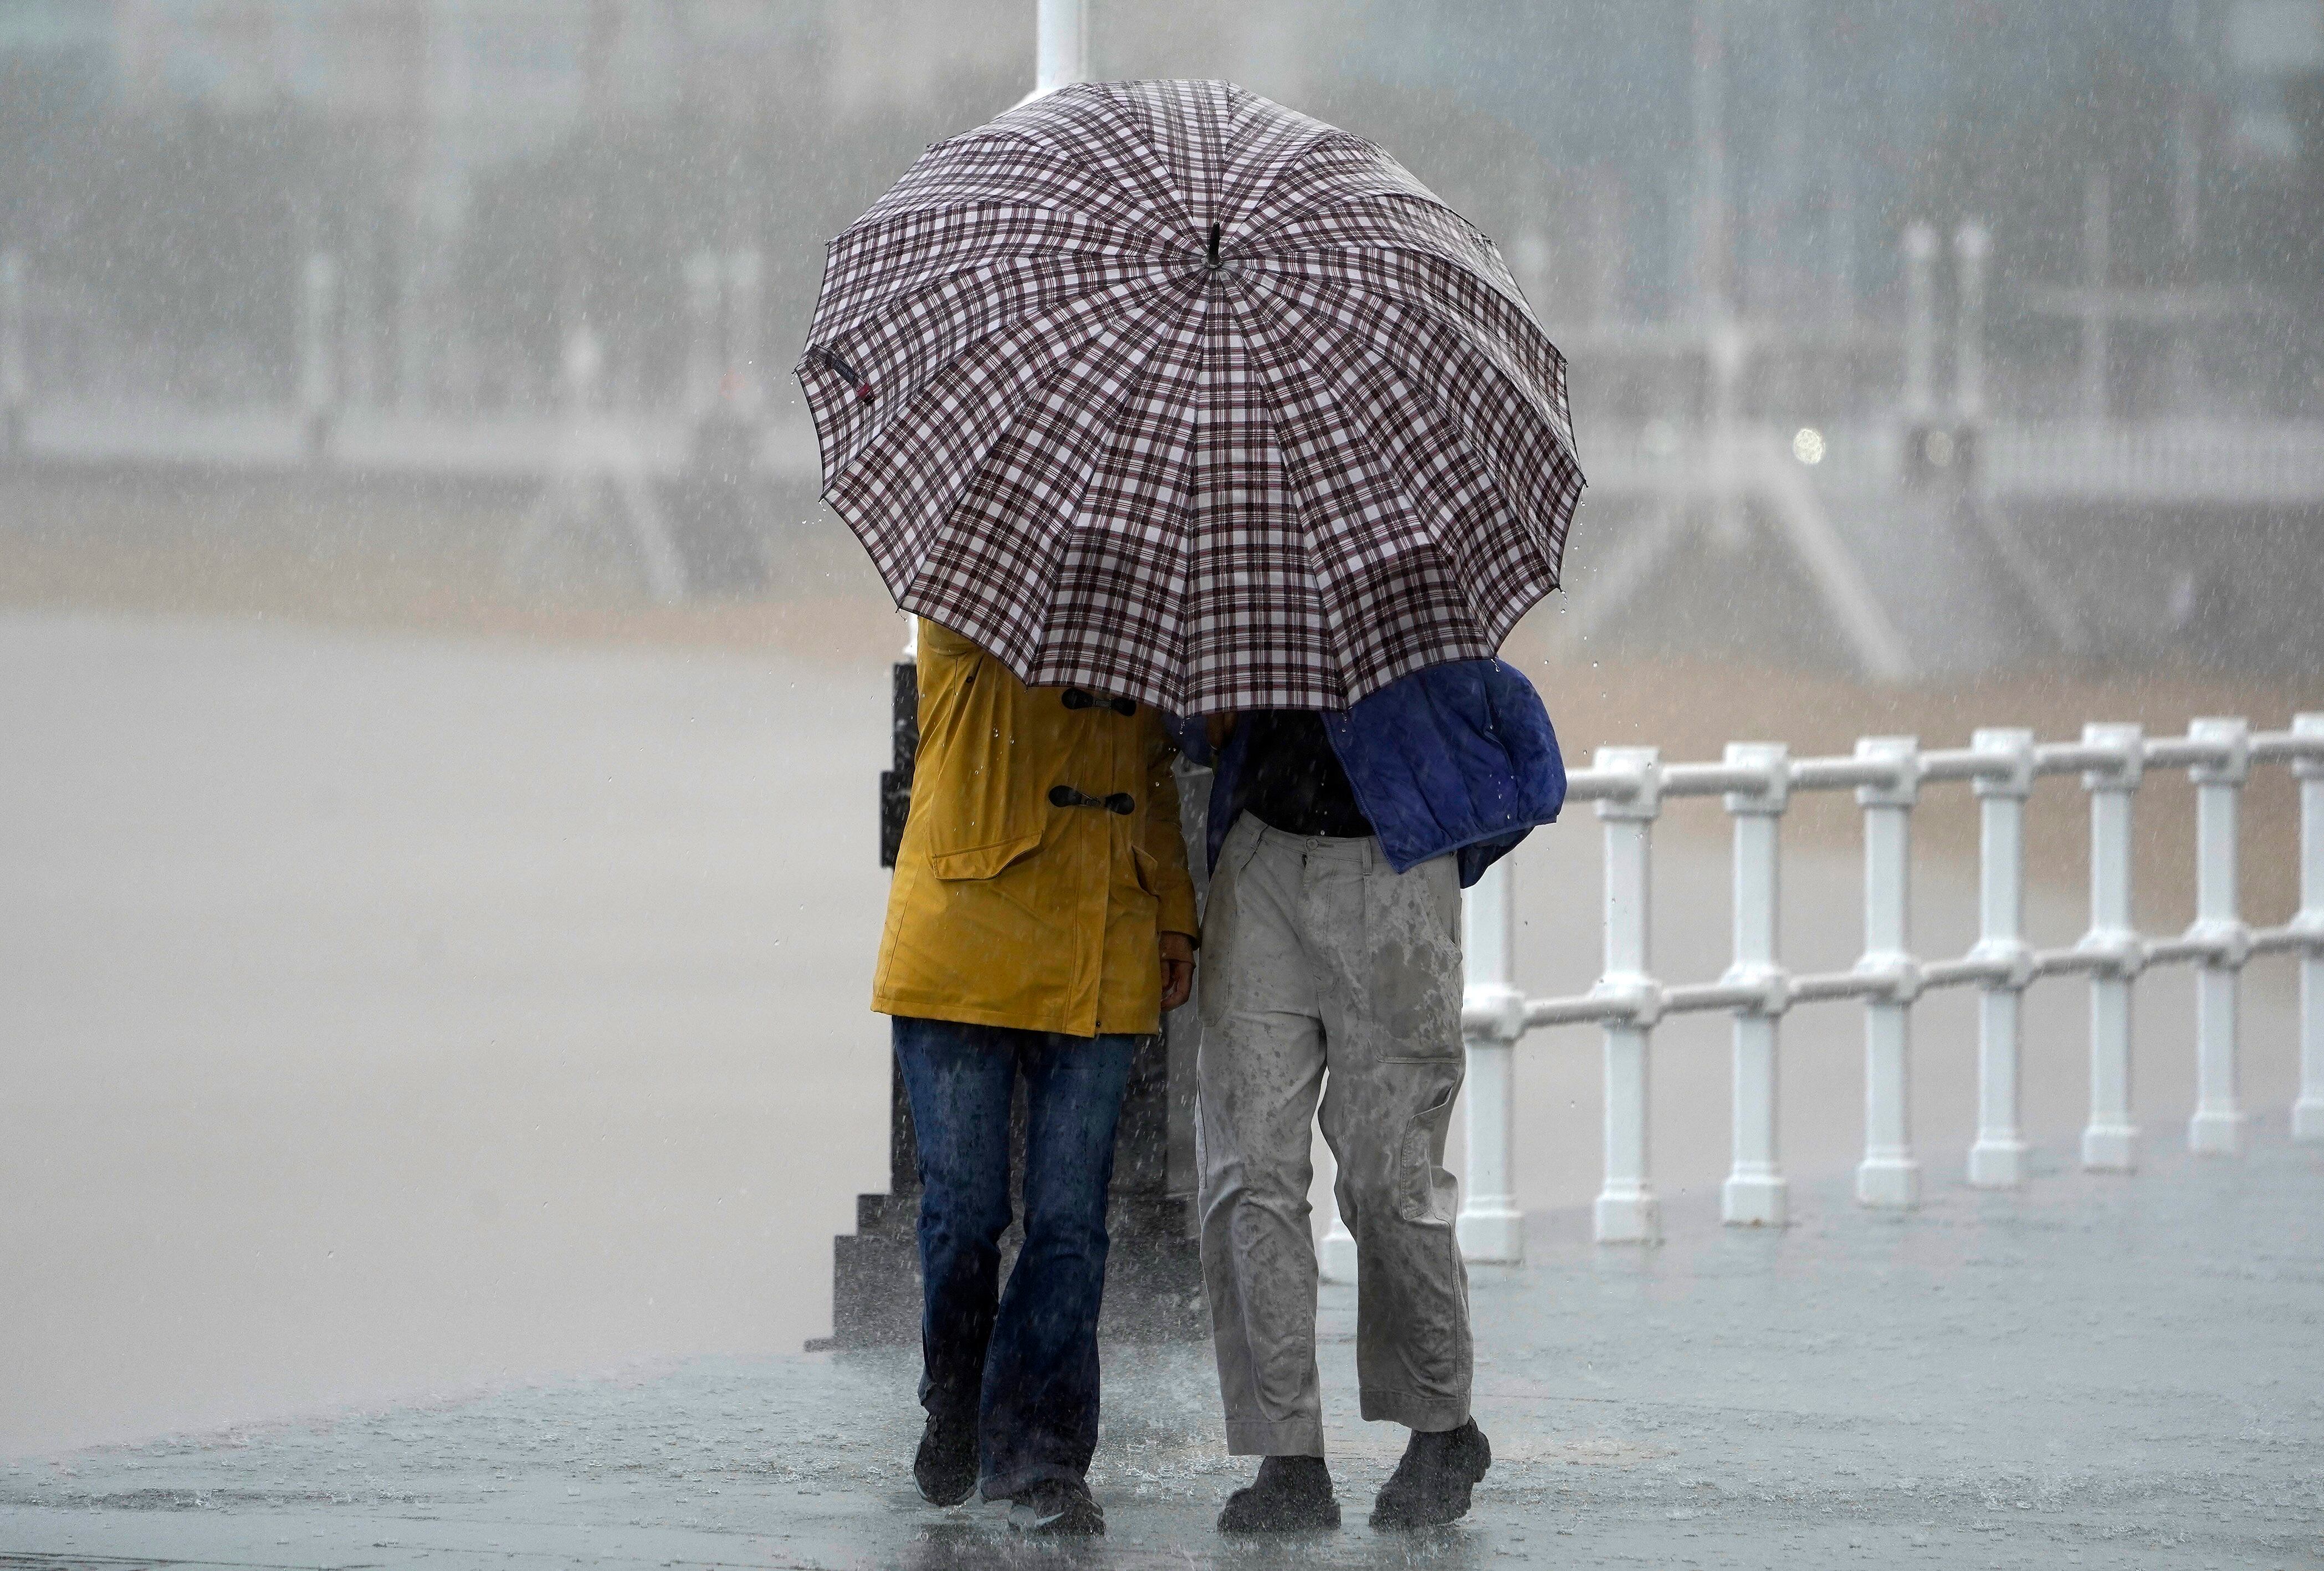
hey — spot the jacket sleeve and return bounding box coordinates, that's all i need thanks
[1143,725,1201,941]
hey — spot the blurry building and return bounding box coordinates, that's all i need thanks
[7,0,2321,412]
[0,1,1026,407]
[2227,0,2324,159]
[2,0,2319,672]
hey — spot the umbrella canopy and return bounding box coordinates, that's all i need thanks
[799,79,1583,714]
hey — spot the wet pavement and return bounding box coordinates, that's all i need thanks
[7,611,2319,1566]
[8,612,2307,1463]
[6,1133,2321,1569]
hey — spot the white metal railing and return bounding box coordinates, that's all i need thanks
[1320,713,2324,1269]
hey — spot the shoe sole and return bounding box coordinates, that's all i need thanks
[1013,1511,1105,1536]
[1368,1485,1473,1529]
[1218,1501,1343,1533]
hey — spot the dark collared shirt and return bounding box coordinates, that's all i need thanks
[1240,710,1375,839]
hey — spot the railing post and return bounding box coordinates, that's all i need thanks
[1720,743,1789,1226]
[1953,220,1992,423]
[1855,736,1922,1208]
[2187,717,2251,1156]
[2294,714,2324,1142]
[1902,223,1938,418]
[683,251,721,418]
[298,250,339,463]
[725,248,765,418]
[2078,723,2144,1171]
[1593,748,1663,1244]
[1457,857,1524,1262]
[1,249,26,458]
[1966,729,2035,1186]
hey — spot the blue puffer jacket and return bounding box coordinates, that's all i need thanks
[1178,659,1567,889]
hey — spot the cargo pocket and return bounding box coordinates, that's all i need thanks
[1370,856,1463,1061]
[1397,1078,1462,1225]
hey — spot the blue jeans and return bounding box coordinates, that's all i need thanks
[893,1016,1137,1499]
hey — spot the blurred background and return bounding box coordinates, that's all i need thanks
[6,0,2324,664]
[3,0,2320,1462]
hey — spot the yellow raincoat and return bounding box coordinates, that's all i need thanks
[872,620,1200,1038]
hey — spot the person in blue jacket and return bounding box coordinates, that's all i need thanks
[1180,658,1565,1536]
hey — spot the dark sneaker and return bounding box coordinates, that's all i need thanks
[912,1410,977,1507]
[1009,1477,1105,1536]
[1369,1419,1491,1529]
[1217,1454,1341,1532]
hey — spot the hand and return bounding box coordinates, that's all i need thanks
[1159,931,1195,1012]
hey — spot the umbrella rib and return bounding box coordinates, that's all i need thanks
[1222,271,1564,638]
[854,270,1202,595]
[1243,250,1576,461]
[1244,186,1519,282]
[1241,264,1575,501]
[823,196,1182,300]
[892,305,1191,691]
[1229,177,1562,446]
[1248,193,1528,285]
[978,90,1207,242]
[831,198,1175,264]
[1024,285,1211,703]
[1233,162,1455,232]
[876,111,1186,214]
[813,250,1191,403]
[1211,105,1355,233]
[1181,80,1231,240]
[1190,299,1358,707]
[816,263,1198,482]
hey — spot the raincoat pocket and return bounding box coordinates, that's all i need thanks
[928,831,1044,882]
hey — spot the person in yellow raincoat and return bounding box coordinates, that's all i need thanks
[877,617,1196,1537]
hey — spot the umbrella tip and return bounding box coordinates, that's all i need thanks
[1206,221,1222,270]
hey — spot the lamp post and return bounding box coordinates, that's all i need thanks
[1034,0,1087,97]
[298,252,339,464]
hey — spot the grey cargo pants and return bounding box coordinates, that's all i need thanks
[1196,815,1473,1456]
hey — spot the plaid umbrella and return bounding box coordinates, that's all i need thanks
[798,79,1583,715]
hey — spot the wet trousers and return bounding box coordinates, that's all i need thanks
[1196,816,1474,1456]
[892,1016,1136,1498]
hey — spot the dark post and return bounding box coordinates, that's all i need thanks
[878,657,917,868]
[820,643,1206,1348]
